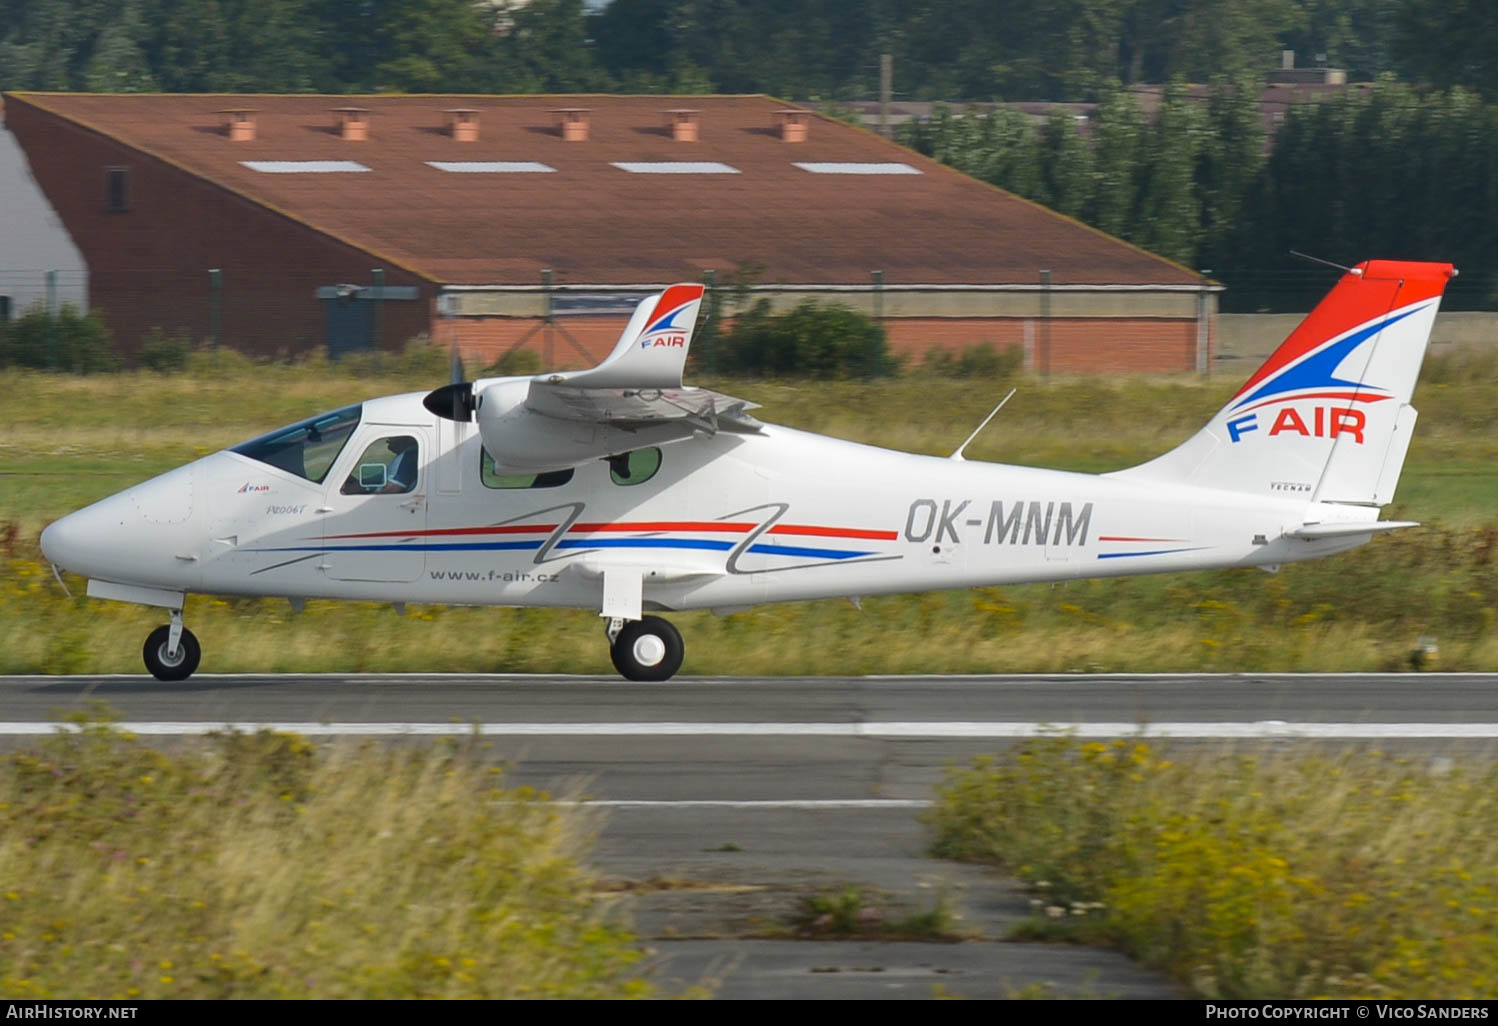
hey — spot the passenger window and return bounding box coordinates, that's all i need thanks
[480,447,574,489]
[341,435,419,495]
[608,448,661,486]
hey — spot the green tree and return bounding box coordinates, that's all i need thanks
[491,0,611,92]
[82,1,156,92]
[1397,0,1498,99]
[1131,81,1205,266]
[1194,77,1264,275]
[1086,86,1147,239]
[1037,110,1093,219]
[1281,0,1404,81]
[368,0,498,92]
[1119,0,1297,85]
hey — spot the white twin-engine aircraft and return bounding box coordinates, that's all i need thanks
[41,261,1456,681]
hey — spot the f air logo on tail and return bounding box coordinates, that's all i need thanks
[638,289,698,349]
[1227,406,1369,444]
[1221,304,1424,445]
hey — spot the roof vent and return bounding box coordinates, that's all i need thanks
[444,108,480,142]
[552,108,590,142]
[665,108,700,142]
[776,109,809,143]
[332,107,370,141]
[218,108,258,142]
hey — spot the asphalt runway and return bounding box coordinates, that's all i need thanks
[5,672,1496,999]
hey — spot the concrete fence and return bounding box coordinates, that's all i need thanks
[1217,312,1498,369]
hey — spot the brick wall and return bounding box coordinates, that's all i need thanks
[445,314,1209,375]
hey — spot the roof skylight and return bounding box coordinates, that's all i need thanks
[240,160,371,174]
[610,162,740,174]
[793,162,921,175]
[426,161,557,173]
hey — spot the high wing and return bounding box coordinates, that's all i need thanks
[522,382,762,434]
[425,283,761,472]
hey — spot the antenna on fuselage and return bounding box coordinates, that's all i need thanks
[48,562,72,598]
[1289,250,1354,273]
[949,388,1017,462]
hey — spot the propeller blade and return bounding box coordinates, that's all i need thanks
[449,340,465,386]
[423,381,477,422]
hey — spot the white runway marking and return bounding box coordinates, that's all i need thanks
[4,721,1498,738]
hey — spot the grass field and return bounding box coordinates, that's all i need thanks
[0,714,663,999]
[3,346,1498,675]
[928,737,1498,1000]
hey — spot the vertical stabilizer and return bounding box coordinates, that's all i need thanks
[547,283,706,389]
[1112,260,1456,505]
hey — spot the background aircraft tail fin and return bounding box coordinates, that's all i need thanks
[548,283,705,390]
[1112,260,1457,505]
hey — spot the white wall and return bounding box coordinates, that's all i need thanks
[0,115,88,319]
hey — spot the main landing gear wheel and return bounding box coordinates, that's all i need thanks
[143,624,201,681]
[609,616,684,682]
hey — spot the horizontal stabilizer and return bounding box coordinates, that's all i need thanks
[1287,520,1418,540]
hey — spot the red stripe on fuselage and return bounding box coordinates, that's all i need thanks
[571,521,753,534]
[326,523,557,540]
[771,524,900,540]
[1097,536,1189,543]
[325,520,898,542]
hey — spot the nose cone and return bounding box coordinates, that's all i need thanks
[41,464,201,589]
[42,491,141,578]
[40,509,93,571]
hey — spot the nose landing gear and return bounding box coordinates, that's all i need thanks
[143,609,201,681]
[606,615,683,681]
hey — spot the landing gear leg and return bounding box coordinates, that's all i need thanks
[143,609,201,681]
[608,616,684,682]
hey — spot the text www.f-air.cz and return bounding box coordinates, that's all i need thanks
[429,570,561,583]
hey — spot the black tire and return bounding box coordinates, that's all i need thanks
[609,616,684,682]
[143,625,201,681]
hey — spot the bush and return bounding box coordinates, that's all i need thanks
[482,346,542,377]
[331,335,454,379]
[717,299,892,378]
[922,342,1024,378]
[387,334,454,378]
[138,327,194,373]
[0,303,119,373]
[184,344,260,378]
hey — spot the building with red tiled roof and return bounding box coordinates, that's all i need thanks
[3,92,1218,372]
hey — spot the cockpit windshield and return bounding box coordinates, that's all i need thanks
[230,404,362,483]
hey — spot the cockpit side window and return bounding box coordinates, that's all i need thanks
[480,447,574,489]
[341,435,419,495]
[231,404,362,483]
